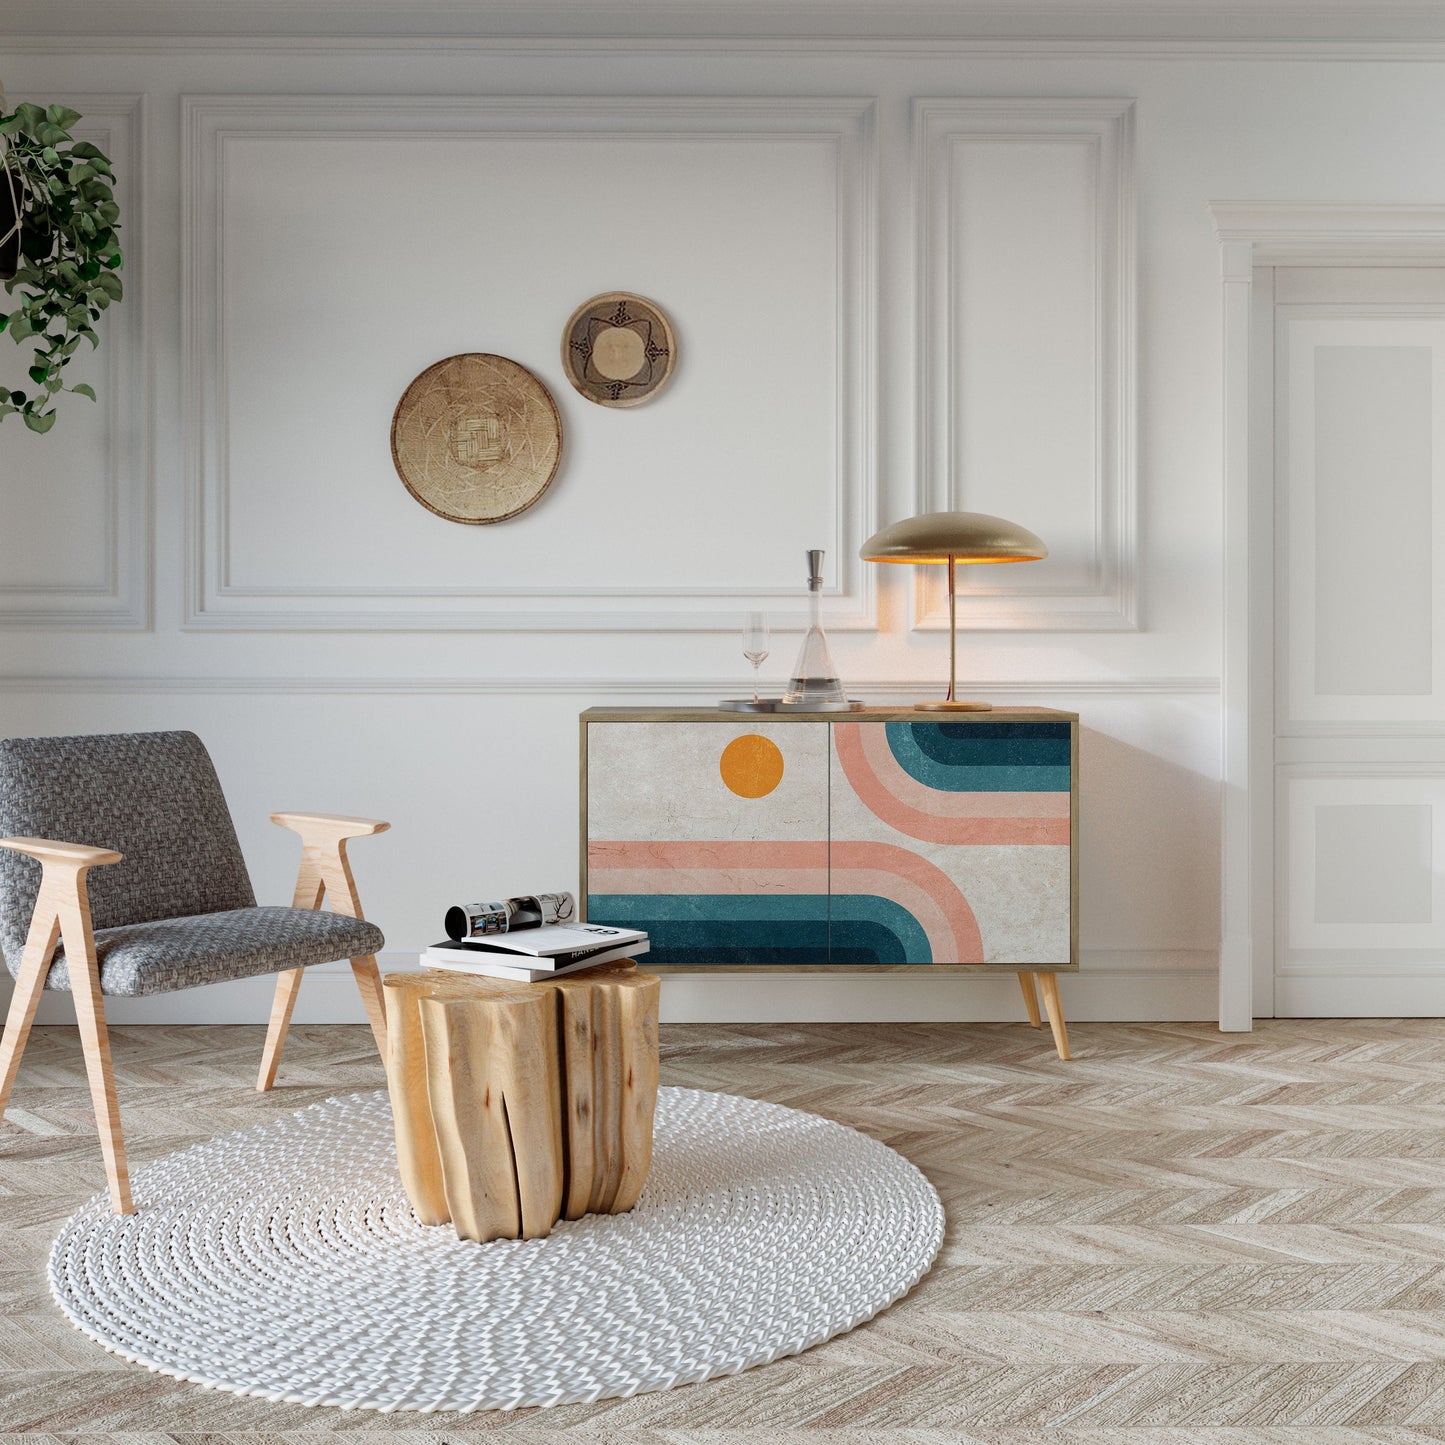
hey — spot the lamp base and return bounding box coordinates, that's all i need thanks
[914,700,993,712]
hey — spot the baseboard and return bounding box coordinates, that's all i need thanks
[0,950,1219,1026]
[1274,974,1445,1017]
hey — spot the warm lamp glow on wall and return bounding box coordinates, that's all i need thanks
[860,511,1048,712]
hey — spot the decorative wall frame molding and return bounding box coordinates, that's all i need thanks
[1212,201,1445,1034]
[913,98,1136,631]
[181,94,877,633]
[0,93,149,631]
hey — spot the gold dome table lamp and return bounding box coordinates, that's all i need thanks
[860,511,1048,712]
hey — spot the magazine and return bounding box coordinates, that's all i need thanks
[444,892,577,941]
[439,921,648,959]
[422,938,647,983]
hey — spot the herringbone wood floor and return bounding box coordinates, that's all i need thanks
[10,1019,1445,1441]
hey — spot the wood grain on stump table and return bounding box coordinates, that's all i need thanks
[383,961,660,1243]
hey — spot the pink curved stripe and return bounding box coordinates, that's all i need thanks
[834,723,1070,846]
[588,840,827,907]
[587,838,984,963]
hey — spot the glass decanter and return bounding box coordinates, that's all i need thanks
[782,549,849,708]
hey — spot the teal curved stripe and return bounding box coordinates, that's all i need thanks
[885,720,1070,793]
[586,892,931,966]
[828,895,932,964]
[587,893,829,965]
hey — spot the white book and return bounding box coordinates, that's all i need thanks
[428,933,650,971]
[448,921,647,958]
[422,940,646,983]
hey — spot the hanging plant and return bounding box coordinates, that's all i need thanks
[0,151,17,282]
[0,102,123,433]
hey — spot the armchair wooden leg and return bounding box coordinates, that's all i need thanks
[0,912,61,1119]
[350,956,387,1055]
[1018,971,1042,1029]
[55,895,132,1215]
[1037,971,1072,1061]
[0,839,131,1213]
[68,956,132,1214]
[257,967,305,1093]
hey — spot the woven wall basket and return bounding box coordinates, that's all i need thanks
[391,353,563,523]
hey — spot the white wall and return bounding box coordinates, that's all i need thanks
[11,29,1429,1023]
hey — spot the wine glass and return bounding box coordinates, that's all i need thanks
[742,612,770,704]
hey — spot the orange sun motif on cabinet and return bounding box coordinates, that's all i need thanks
[718,734,785,799]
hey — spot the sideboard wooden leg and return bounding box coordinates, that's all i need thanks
[1018,971,1042,1029]
[1037,971,1072,1061]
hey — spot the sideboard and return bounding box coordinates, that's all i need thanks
[580,706,1078,1058]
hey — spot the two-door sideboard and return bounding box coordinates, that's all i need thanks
[580,706,1077,1058]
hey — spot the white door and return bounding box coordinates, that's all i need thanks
[1272,266,1445,1015]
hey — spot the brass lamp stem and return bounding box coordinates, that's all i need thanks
[947,554,957,704]
[915,552,992,712]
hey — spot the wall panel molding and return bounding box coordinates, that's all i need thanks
[0,673,1220,695]
[182,94,877,633]
[913,97,1136,631]
[5,948,1218,1026]
[0,93,149,630]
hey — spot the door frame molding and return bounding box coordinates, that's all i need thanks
[1212,203,1445,1031]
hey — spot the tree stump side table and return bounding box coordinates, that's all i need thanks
[382,961,660,1243]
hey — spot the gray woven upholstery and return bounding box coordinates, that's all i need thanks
[0,730,384,995]
[41,907,386,997]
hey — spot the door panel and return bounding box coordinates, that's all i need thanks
[1273,267,1445,1015]
[585,720,830,965]
[828,719,1071,965]
[1279,312,1445,724]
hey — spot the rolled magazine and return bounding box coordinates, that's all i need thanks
[444,891,577,941]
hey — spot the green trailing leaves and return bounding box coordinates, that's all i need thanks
[0,102,122,432]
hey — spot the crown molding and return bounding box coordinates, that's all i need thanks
[8,0,1445,45]
[11,34,1445,57]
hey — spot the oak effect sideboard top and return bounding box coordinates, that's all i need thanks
[579,706,1078,973]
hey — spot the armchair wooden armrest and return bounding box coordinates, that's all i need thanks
[0,836,123,870]
[268,811,389,913]
[270,812,390,841]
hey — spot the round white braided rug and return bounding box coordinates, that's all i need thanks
[48,1087,944,1412]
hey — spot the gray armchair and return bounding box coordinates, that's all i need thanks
[0,730,389,1214]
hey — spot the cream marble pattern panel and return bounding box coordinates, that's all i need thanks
[586,722,829,842]
[828,755,1071,965]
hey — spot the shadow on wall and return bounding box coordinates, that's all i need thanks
[1078,723,1220,954]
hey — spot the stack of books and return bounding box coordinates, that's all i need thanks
[422,921,649,983]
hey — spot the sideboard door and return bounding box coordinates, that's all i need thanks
[829,719,1073,966]
[586,721,830,965]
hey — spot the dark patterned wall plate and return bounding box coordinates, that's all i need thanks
[390,354,563,524]
[562,293,677,408]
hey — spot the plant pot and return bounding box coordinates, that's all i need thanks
[0,163,20,283]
